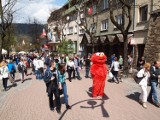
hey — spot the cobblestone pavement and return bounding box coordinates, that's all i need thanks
[0,68,160,120]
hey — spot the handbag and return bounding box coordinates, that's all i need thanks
[134,75,145,84]
[109,71,113,79]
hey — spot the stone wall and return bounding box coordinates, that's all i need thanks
[144,16,160,63]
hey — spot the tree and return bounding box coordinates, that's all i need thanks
[74,0,101,53]
[109,0,133,75]
[0,0,17,60]
[3,24,16,57]
[58,39,74,55]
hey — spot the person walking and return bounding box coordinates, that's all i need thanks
[128,55,133,73]
[7,59,16,85]
[0,61,9,91]
[73,54,82,80]
[18,58,26,83]
[118,55,123,70]
[44,61,61,113]
[66,57,75,82]
[147,61,160,107]
[111,57,120,84]
[58,64,71,109]
[85,55,91,78]
[137,63,151,109]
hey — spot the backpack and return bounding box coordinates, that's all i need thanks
[18,64,22,72]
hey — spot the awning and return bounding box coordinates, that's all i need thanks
[48,41,60,46]
[116,34,123,42]
[107,35,115,42]
[93,37,101,44]
[80,34,89,45]
[116,34,133,43]
[100,36,107,43]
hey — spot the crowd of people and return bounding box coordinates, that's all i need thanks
[108,54,160,109]
[0,52,160,113]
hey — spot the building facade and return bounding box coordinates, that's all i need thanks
[47,0,160,61]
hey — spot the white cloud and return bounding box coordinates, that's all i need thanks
[12,0,61,23]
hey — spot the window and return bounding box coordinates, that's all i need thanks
[139,5,148,22]
[114,15,122,28]
[116,15,122,25]
[103,0,109,9]
[101,19,108,31]
[90,23,96,33]
[68,27,73,34]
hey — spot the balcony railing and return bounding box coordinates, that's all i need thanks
[63,4,79,16]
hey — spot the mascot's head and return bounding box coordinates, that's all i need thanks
[91,52,107,64]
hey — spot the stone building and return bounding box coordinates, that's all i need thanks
[144,0,160,62]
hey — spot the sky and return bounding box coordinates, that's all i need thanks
[2,0,68,24]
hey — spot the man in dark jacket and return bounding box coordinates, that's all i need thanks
[148,61,160,107]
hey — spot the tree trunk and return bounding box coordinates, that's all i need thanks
[132,45,138,68]
[123,34,128,75]
[0,34,6,61]
[92,44,95,53]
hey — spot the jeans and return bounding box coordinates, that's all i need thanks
[62,82,68,106]
[2,78,8,90]
[148,80,159,104]
[85,67,90,77]
[73,67,81,79]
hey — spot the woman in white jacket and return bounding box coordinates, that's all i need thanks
[137,63,150,108]
[0,61,9,91]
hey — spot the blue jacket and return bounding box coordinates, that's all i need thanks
[44,68,58,84]
[7,63,16,73]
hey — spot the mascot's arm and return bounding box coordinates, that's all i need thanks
[90,64,97,76]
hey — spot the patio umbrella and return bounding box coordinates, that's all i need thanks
[2,49,7,54]
[18,51,26,54]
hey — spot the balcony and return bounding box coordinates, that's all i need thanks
[63,5,79,16]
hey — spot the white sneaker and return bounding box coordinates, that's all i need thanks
[142,103,147,109]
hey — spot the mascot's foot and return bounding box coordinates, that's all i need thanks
[92,95,98,98]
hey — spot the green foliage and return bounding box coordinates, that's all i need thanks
[58,39,74,54]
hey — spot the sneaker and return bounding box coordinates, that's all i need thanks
[66,105,71,109]
[155,103,160,108]
[56,109,61,114]
[142,103,147,109]
[50,107,54,111]
[78,77,82,80]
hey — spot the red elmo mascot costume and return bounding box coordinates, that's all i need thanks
[90,52,107,97]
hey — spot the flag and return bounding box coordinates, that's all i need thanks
[88,7,92,15]
[41,28,46,37]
